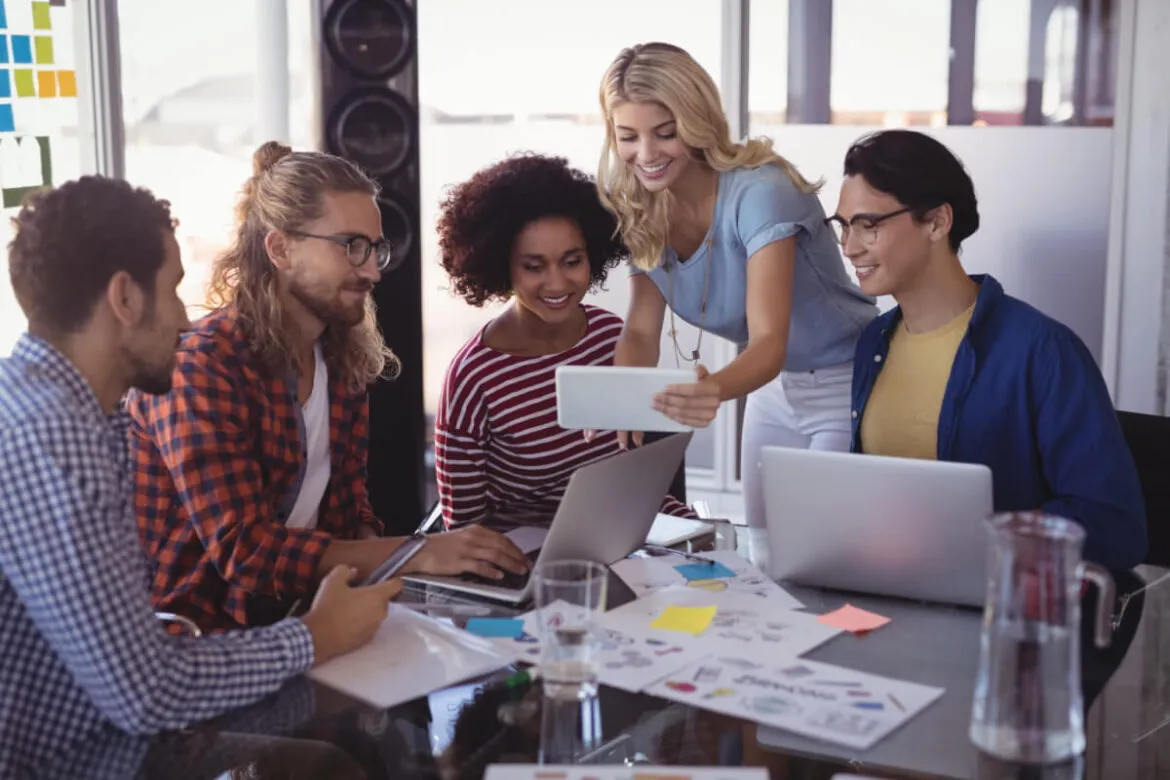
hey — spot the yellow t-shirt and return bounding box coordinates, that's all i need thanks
[859,304,976,460]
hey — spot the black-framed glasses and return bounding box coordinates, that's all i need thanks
[824,207,913,247]
[288,231,396,271]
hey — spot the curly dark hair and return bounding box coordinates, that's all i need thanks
[437,153,627,307]
[9,175,177,334]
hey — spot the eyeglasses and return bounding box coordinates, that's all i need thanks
[824,207,913,247]
[288,231,396,271]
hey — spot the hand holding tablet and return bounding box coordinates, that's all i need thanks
[556,365,707,435]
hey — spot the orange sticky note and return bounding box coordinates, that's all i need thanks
[57,70,76,97]
[817,603,891,633]
[36,70,56,98]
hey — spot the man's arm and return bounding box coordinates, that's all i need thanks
[136,348,334,600]
[0,426,313,735]
[1033,331,1148,570]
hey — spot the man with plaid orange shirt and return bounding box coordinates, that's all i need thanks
[127,144,529,633]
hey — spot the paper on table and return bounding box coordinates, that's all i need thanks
[644,655,945,750]
[817,604,891,633]
[308,605,511,709]
[503,526,548,554]
[646,512,715,546]
[612,550,804,610]
[479,601,708,693]
[485,766,769,780]
[603,587,842,663]
[650,605,717,635]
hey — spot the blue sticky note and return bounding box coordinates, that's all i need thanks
[0,103,13,133]
[10,35,29,65]
[0,71,9,99]
[0,1,7,30]
[465,617,525,639]
[675,561,737,581]
[0,35,8,64]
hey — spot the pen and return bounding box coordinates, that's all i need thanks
[399,603,496,617]
[641,543,716,566]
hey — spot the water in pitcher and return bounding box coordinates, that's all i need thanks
[971,621,1082,761]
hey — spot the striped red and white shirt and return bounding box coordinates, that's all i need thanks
[435,305,693,529]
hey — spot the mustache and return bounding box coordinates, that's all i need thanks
[344,282,375,293]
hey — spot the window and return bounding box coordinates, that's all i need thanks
[0,0,85,355]
[417,0,724,473]
[116,0,317,313]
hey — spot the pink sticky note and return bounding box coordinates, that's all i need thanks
[817,603,891,633]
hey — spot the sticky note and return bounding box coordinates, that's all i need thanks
[650,605,716,636]
[31,2,50,30]
[674,561,736,581]
[0,71,8,99]
[12,68,30,97]
[33,36,51,65]
[0,35,8,64]
[35,69,53,97]
[0,2,7,30]
[56,69,74,98]
[10,35,29,65]
[817,603,891,633]
[464,617,525,639]
[0,104,13,133]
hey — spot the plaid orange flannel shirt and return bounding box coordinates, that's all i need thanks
[126,307,382,633]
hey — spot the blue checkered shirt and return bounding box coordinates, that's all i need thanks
[0,334,315,777]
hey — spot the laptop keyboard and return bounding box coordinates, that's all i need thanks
[456,549,539,591]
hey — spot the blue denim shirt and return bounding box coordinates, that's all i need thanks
[850,275,1147,571]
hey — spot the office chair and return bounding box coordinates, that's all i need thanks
[1117,410,1170,567]
[416,432,691,534]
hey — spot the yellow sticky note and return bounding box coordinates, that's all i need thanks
[32,3,52,30]
[650,605,717,636]
[36,70,56,98]
[14,69,35,97]
[34,37,53,65]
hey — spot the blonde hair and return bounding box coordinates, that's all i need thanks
[207,141,399,390]
[597,42,821,271]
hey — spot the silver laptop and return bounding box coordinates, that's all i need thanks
[761,447,993,608]
[404,432,693,604]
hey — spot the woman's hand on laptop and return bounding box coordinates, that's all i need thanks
[584,428,644,449]
[402,525,530,580]
[653,365,721,428]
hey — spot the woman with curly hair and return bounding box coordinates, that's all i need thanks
[597,43,878,562]
[434,153,693,529]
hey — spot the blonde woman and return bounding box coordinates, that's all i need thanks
[596,42,877,559]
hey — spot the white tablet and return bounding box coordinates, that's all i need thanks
[555,365,696,432]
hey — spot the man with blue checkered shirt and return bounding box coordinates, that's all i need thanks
[0,176,402,777]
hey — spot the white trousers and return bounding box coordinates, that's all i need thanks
[739,361,854,564]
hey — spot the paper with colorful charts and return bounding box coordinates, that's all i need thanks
[485,766,769,780]
[474,600,710,693]
[600,587,842,664]
[611,551,804,610]
[484,766,769,780]
[644,656,945,750]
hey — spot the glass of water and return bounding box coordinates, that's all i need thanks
[533,559,608,701]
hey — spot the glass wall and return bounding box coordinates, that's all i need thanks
[116,0,317,314]
[0,0,84,355]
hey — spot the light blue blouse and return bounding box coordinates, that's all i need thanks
[635,164,877,372]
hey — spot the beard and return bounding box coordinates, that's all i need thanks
[289,276,371,329]
[126,348,175,396]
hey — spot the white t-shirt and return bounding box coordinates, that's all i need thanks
[285,343,331,530]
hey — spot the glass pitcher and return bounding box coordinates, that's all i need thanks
[970,511,1115,764]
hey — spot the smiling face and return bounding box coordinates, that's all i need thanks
[282,190,384,328]
[610,101,694,193]
[833,174,939,298]
[508,216,591,327]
